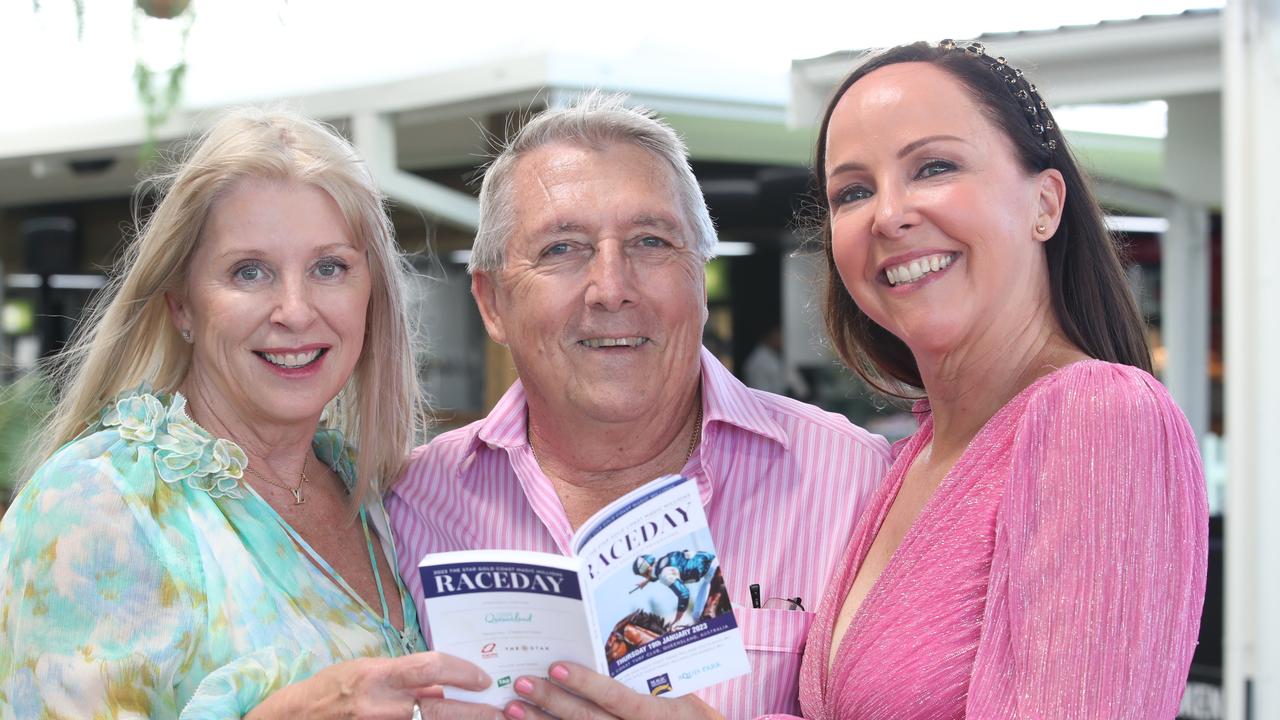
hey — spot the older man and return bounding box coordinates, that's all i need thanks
[388,94,888,719]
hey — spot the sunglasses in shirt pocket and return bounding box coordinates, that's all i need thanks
[734,606,814,654]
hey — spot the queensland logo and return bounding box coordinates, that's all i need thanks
[647,673,673,696]
[485,611,534,624]
[480,642,497,659]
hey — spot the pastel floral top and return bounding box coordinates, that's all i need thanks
[0,389,426,719]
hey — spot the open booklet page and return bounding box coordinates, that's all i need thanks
[571,475,750,696]
[419,550,599,705]
[419,475,749,707]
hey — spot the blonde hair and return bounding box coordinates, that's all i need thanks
[27,108,425,505]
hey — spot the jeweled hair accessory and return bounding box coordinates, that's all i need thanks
[939,39,1058,154]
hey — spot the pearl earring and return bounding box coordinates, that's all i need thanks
[1036,224,1047,234]
[181,329,192,343]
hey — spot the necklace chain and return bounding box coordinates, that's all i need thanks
[246,454,309,505]
[685,400,704,464]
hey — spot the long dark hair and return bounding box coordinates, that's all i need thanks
[814,42,1152,397]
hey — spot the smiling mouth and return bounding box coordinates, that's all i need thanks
[578,337,650,348]
[884,253,956,286]
[255,348,327,369]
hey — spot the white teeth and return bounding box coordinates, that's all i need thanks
[262,349,323,368]
[581,337,649,349]
[885,253,954,286]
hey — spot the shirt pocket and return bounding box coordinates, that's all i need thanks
[734,607,814,654]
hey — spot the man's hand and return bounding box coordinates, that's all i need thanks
[501,662,723,720]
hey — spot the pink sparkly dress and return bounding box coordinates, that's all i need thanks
[781,360,1208,719]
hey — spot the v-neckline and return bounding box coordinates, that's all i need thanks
[819,361,1091,703]
[241,482,413,653]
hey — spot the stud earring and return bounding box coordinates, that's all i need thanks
[181,329,192,343]
[1036,224,1047,234]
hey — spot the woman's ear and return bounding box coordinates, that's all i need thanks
[165,291,191,338]
[1034,168,1067,241]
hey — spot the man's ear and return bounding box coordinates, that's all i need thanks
[164,290,191,336]
[471,271,508,345]
[1034,168,1067,241]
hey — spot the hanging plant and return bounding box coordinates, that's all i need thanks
[133,0,195,162]
[30,1,196,163]
[136,0,191,19]
[30,0,86,39]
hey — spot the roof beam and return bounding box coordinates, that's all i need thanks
[350,111,479,231]
[790,12,1222,125]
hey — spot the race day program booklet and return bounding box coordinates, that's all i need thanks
[418,474,750,707]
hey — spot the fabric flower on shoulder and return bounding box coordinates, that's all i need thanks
[101,392,166,443]
[152,394,246,500]
[154,394,209,484]
[186,438,248,498]
[313,428,357,493]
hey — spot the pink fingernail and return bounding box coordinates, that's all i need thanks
[514,677,535,694]
[505,702,526,720]
[549,664,570,681]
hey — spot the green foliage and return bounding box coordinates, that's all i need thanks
[132,3,196,164]
[0,375,54,502]
[32,0,196,165]
[134,59,189,162]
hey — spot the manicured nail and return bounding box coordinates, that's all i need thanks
[514,677,535,694]
[549,664,570,681]
[504,702,526,720]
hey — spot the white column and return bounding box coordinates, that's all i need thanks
[1224,0,1280,716]
[1160,201,1211,443]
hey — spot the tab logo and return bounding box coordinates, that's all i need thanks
[647,673,672,695]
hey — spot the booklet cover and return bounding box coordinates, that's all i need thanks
[419,475,750,707]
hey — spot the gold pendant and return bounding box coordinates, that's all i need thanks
[291,487,305,504]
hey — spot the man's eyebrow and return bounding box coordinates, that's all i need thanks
[827,134,968,177]
[533,217,679,235]
[629,215,679,232]
[537,221,586,235]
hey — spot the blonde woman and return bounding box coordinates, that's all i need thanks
[0,109,495,719]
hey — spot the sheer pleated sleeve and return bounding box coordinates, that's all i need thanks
[0,433,203,718]
[0,432,321,719]
[178,648,324,719]
[966,363,1209,718]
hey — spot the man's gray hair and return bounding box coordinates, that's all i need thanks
[468,92,718,273]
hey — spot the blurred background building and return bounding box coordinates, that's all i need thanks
[3,1,1277,718]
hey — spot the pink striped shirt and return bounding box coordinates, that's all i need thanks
[388,348,889,718]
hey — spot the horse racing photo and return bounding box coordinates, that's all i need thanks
[592,528,735,666]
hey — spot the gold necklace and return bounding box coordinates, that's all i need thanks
[685,400,704,464]
[246,454,310,505]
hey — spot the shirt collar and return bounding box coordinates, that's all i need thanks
[697,346,790,451]
[452,378,531,468]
